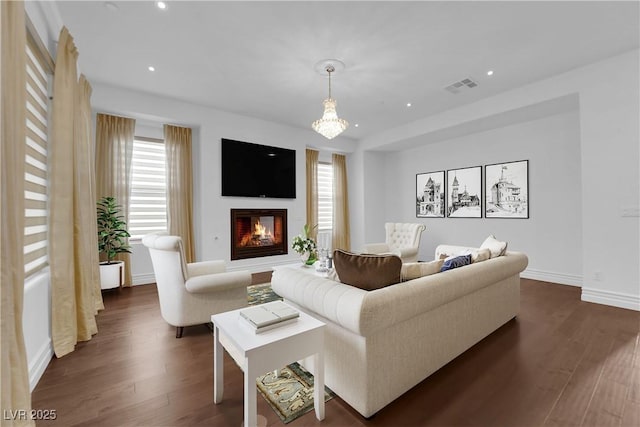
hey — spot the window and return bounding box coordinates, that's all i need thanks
[317,162,333,231]
[24,32,52,278]
[317,162,333,250]
[129,138,167,240]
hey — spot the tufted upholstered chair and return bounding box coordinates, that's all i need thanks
[142,233,252,337]
[362,223,426,263]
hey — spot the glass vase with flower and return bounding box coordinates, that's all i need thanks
[291,224,318,266]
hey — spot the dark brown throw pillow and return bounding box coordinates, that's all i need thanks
[332,249,402,291]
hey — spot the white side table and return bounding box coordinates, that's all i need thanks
[212,304,326,427]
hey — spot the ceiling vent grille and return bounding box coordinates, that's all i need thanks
[444,78,478,94]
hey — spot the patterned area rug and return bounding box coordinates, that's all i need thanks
[256,362,336,424]
[247,282,282,305]
[247,283,335,424]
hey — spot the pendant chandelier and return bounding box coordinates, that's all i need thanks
[312,64,349,140]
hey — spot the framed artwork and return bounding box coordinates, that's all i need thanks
[485,160,529,218]
[416,171,445,218]
[446,166,482,218]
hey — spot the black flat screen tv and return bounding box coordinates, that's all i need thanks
[221,138,296,199]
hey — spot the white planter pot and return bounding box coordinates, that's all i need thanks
[99,261,124,290]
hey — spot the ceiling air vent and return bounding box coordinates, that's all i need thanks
[444,77,478,94]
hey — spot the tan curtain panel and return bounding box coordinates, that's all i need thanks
[305,149,319,240]
[1,1,34,423]
[95,113,135,285]
[50,27,102,357]
[76,76,104,314]
[164,124,195,262]
[332,153,351,251]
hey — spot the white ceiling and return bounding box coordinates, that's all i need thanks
[55,1,639,141]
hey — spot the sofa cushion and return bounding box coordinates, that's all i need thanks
[480,235,508,258]
[333,250,402,291]
[401,259,444,281]
[440,254,472,272]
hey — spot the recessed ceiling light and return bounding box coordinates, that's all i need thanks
[406,103,412,107]
[354,124,359,128]
[156,1,167,10]
[487,70,494,76]
[148,66,155,72]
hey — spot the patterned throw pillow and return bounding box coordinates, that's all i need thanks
[440,254,472,272]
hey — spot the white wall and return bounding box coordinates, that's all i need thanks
[353,49,640,311]
[381,110,583,285]
[576,53,640,310]
[22,270,52,391]
[362,151,388,244]
[25,1,62,57]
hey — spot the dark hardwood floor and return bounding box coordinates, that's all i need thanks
[32,277,640,426]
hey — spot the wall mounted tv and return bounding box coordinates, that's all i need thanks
[221,138,296,199]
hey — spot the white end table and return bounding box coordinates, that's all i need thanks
[212,304,326,427]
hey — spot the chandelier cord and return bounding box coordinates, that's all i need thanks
[327,65,334,99]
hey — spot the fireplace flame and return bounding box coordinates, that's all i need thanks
[255,222,269,239]
[239,220,277,247]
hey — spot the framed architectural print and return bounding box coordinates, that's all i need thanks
[416,171,445,218]
[446,166,482,218]
[485,160,529,218]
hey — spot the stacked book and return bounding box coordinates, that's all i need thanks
[239,301,300,333]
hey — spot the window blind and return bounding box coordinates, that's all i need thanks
[24,38,51,278]
[317,162,333,231]
[129,138,167,240]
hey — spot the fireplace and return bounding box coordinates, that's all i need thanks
[231,209,287,260]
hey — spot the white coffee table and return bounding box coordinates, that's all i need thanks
[212,304,326,427]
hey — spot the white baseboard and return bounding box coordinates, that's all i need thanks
[521,268,582,287]
[521,269,639,311]
[29,339,53,392]
[581,287,640,312]
[132,273,156,286]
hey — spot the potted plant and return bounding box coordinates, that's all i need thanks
[97,196,131,289]
[291,224,317,265]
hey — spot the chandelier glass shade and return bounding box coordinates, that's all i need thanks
[312,98,348,140]
[312,65,348,139]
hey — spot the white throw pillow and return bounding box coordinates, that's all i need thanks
[401,259,444,281]
[471,248,492,263]
[480,235,508,258]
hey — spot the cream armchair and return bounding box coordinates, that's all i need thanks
[362,223,426,262]
[142,233,252,338]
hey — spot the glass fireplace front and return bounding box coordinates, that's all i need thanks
[231,209,287,260]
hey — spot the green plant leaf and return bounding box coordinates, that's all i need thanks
[97,196,132,261]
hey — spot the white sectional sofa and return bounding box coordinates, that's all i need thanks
[271,245,528,418]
